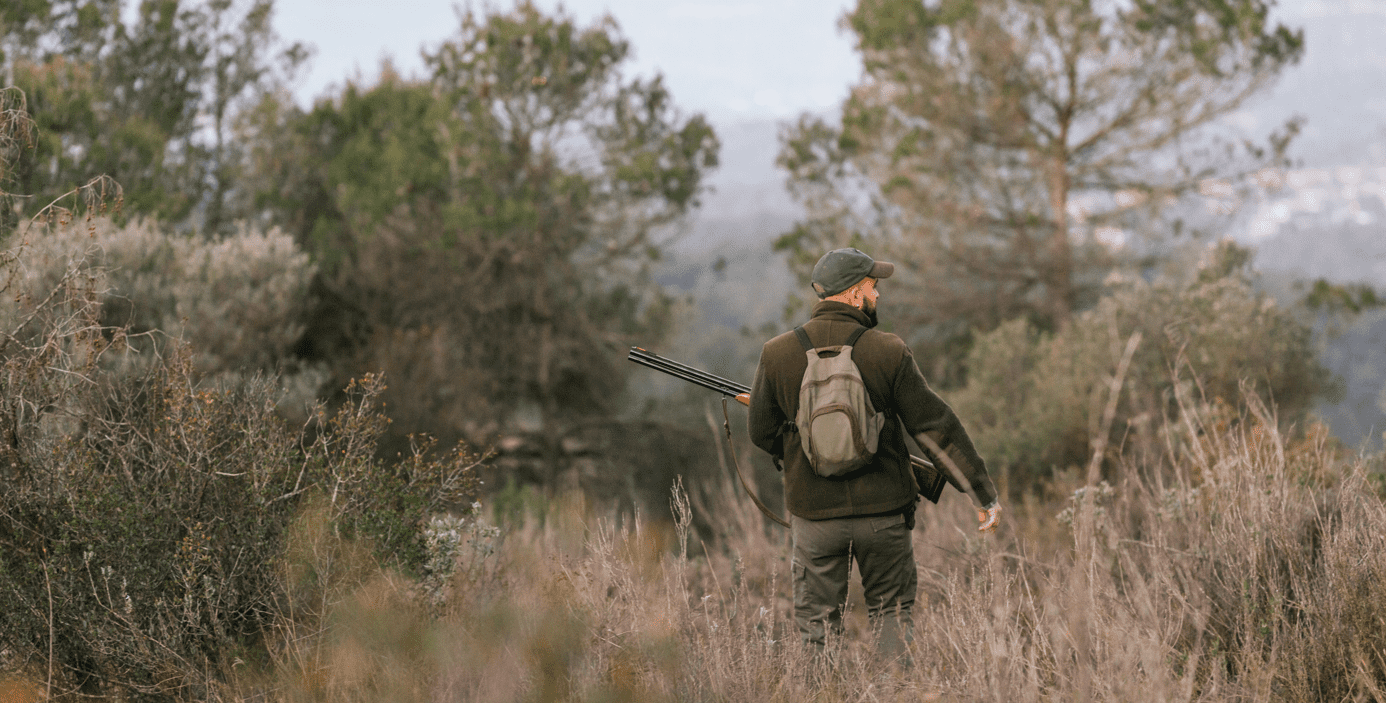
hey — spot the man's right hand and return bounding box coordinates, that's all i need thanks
[977,503,1002,533]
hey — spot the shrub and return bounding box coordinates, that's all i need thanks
[0,221,483,699]
[8,216,317,385]
[950,241,1334,491]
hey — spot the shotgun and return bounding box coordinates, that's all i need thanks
[626,347,949,503]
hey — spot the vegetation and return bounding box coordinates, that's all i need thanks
[244,1,718,454]
[0,1,1380,701]
[2,0,306,231]
[777,0,1305,384]
[13,216,315,379]
[213,395,1386,702]
[951,240,1334,490]
[0,215,482,698]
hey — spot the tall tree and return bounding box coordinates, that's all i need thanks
[198,0,308,235]
[778,0,1303,383]
[251,2,718,447]
[1,0,304,230]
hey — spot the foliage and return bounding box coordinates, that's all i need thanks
[0,87,36,204]
[777,0,1304,384]
[949,240,1334,489]
[1301,277,1384,316]
[0,221,483,699]
[248,1,718,448]
[2,0,307,232]
[0,6,1377,699]
[10,216,315,384]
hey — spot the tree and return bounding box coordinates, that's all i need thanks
[1,0,305,231]
[250,2,718,449]
[198,0,309,235]
[778,0,1303,384]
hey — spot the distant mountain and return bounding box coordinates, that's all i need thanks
[1233,0,1386,269]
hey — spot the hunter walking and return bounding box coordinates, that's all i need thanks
[748,248,1003,659]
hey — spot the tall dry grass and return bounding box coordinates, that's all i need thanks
[238,393,1386,703]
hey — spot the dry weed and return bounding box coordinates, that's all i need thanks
[247,394,1386,702]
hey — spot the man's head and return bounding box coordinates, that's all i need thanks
[811,248,894,299]
[813,248,893,326]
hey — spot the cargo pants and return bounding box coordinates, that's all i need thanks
[791,512,916,659]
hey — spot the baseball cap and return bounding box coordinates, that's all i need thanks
[811,248,895,298]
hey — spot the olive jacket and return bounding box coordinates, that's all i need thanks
[748,301,996,520]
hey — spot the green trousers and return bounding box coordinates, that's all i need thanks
[791,511,916,658]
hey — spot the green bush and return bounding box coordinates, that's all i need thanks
[9,216,319,392]
[951,241,1334,492]
[0,223,483,699]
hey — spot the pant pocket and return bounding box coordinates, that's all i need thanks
[869,513,906,532]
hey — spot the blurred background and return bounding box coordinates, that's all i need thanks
[279,0,1386,456]
[2,0,1384,519]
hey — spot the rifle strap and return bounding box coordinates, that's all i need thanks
[722,397,791,529]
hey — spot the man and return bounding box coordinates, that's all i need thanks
[748,247,1002,657]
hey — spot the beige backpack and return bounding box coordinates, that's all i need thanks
[793,326,886,477]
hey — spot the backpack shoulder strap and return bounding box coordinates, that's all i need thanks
[844,326,868,348]
[793,326,815,351]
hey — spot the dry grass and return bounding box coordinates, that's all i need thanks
[233,396,1386,703]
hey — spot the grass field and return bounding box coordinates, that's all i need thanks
[230,398,1386,702]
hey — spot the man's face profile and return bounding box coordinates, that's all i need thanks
[859,277,879,327]
[861,277,878,311]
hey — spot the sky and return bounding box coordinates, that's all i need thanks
[272,0,862,124]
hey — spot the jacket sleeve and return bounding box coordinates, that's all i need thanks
[748,344,786,458]
[892,345,997,507]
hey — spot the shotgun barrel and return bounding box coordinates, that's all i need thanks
[631,348,748,393]
[627,347,748,397]
[627,345,949,503]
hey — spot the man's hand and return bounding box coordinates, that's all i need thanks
[977,503,1002,533]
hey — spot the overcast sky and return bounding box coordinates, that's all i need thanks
[273,0,861,123]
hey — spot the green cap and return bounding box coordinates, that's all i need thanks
[811,248,895,299]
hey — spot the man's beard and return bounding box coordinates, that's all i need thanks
[861,297,879,328]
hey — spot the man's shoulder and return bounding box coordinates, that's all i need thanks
[859,327,906,350]
[762,329,803,356]
[762,325,907,358]
[854,329,908,374]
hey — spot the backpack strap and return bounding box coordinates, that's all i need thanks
[844,326,868,348]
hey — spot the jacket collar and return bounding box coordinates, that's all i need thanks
[810,300,872,327]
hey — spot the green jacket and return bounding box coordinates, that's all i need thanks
[748,301,996,520]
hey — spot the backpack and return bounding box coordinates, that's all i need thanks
[793,325,886,477]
